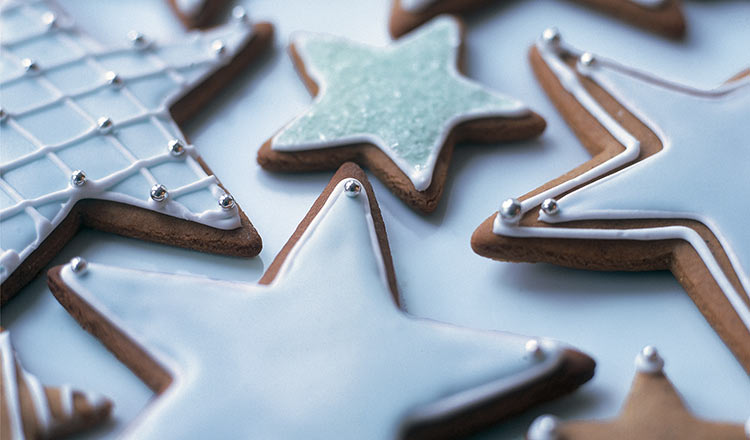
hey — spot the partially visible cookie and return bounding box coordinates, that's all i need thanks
[389,0,685,39]
[167,0,230,29]
[0,330,112,440]
[471,29,750,373]
[526,346,748,440]
[0,1,274,303]
[48,163,594,439]
[258,16,545,213]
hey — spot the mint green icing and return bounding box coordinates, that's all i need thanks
[272,16,528,191]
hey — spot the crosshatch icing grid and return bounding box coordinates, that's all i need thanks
[0,0,256,283]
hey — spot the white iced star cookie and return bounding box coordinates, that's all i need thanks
[389,0,685,39]
[258,15,545,213]
[0,0,273,302]
[1,329,112,439]
[48,163,594,439]
[472,29,750,373]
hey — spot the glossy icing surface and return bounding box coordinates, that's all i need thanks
[0,0,254,283]
[271,16,528,191]
[494,36,750,333]
[4,2,749,439]
[59,179,565,439]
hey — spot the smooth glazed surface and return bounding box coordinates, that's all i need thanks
[0,0,254,283]
[3,1,749,439]
[56,178,568,439]
[271,16,528,191]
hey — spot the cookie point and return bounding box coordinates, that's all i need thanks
[69,256,88,275]
[0,108,8,123]
[499,198,522,223]
[635,345,664,374]
[541,198,559,216]
[343,179,362,198]
[218,194,236,210]
[150,184,168,202]
[70,170,87,187]
[525,339,546,361]
[528,414,561,440]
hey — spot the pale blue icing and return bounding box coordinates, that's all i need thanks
[60,179,567,439]
[548,64,750,297]
[271,16,528,191]
[0,0,256,282]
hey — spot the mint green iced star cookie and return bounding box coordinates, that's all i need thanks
[258,15,545,213]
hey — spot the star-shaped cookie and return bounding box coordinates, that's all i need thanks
[389,0,686,39]
[257,15,545,213]
[1,329,112,440]
[471,29,750,372]
[526,346,749,440]
[47,163,594,439]
[0,0,274,303]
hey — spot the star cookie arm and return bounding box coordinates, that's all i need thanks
[0,1,273,302]
[167,0,230,29]
[1,331,112,440]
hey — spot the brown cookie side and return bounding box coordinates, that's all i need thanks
[566,0,686,39]
[167,0,230,29]
[388,0,493,38]
[0,23,274,305]
[471,47,750,373]
[405,349,595,439]
[257,24,545,213]
[259,162,400,305]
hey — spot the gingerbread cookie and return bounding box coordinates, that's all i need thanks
[257,15,545,213]
[389,0,686,39]
[1,329,112,439]
[167,0,229,29]
[0,1,274,303]
[48,163,594,439]
[471,29,750,372]
[527,346,749,440]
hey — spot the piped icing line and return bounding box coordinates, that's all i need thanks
[55,175,575,439]
[270,16,529,192]
[0,0,256,283]
[493,31,750,332]
[630,0,668,9]
[0,331,109,439]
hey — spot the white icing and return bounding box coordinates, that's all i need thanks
[399,0,667,14]
[59,178,570,439]
[1,332,25,440]
[493,37,750,337]
[0,330,85,439]
[174,0,204,17]
[0,0,255,283]
[271,16,528,192]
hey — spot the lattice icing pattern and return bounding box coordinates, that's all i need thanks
[0,0,255,283]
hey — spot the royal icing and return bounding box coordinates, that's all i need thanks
[271,16,528,192]
[0,0,255,283]
[399,0,666,13]
[493,33,750,333]
[1,331,108,439]
[58,177,570,439]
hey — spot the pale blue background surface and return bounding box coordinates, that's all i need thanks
[2,0,749,438]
